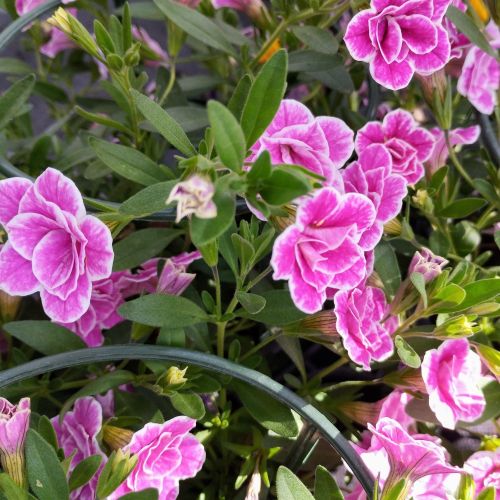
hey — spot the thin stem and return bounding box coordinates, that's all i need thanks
[311,357,348,384]
[158,61,177,107]
[244,266,272,291]
[240,332,280,361]
[445,130,474,188]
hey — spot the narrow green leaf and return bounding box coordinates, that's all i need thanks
[0,473,29,500]
[37,416,58,452]
[259,167,311,205]
[170,391,205,419]
[314,465,344,500]
[4,321,85,355]
[247,150,272,184]
[457,473,475,500]
[207,101,246,172]
[228,74,252,121]
[374,241,401,296]
[446,6,497,58]
[232,381,299,438]
[119,181,177,217]
[68,455,102,492]
[118,294,207,327]
[477,487,495,500]
[437,198,487,218]
[89,137,169,186]
[235,292,266,314]
[475,344,500,377]
[26,430,69,500]
[241,50,288,148]
[0,58,32,75]
[395,336,421,368]
[292,26,339,54]
[132,90,196,156]
[448,278,500,311]
[276,466,314,499]
[118,490,159,500]
[410,272,428,308]
[0,74,35,130]
[75,106,133,135]
[153,0,235,54]
[288,50,341,72]
[431,283,466,312]
[112,228,182,271]
[429,166,448,192]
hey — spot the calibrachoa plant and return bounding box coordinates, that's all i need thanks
[0,0,498,498]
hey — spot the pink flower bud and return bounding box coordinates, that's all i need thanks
[408,247,448,283]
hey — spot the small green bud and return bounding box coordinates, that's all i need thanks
[433,315,479,339]
[106,53,124,71]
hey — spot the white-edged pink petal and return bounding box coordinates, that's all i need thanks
[0,178,32,227]
[344,10,376,62]
[0,242,39,296]
[316,117,355,168]
[80,216,113,281]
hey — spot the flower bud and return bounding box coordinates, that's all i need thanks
[433,315,478,339]
[409,247,448,283]
[164,366,188,387]
[384,218,402,236]
[103,425,134,451]
[337,400,383,426]
[166,175,217,223]
[0,291,21,323]
[269,205,296,232]
[259,39,281,64]
[124,43,141,67]
[106,53,124,71]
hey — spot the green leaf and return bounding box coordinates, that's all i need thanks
[314,465,344,500]
[0,473,29,500]
[456,473,475,500]
[247,150,272,184]
[395,336,421,368]
[154,0,235,55]
[446,6,497,58]
[431,283,466,312]
[232,381,299,438]
[259,167,311,205]
[276,336,306,382]
[26,429,69,500]
[276,466,314,499]
[235,292,266,314]
[207,101,246,172]
[112,228,181,271]
[37,416,58,452]
[475,344,500,378]
[3,321,85,355]
[190,183,236,246]
[170,391,205,419]
[61,371,135,418]
[292,26,339,55]
[311,67,354,93]
[0,58,32,75]
[477,487,495,500]
[429,166,448,192]
[118,490,159,500]
[118,294,207,327]
[447,278,500,312]
[241,50,288,148]
[0,74,35,130]
[119,181,177,217]
[288,50,341,72]
[437,198,487,218]
[228,74,252,121]
[68,455,102,493]
[472,178,499,206]
[89,138,169,186]
[132,90,196,156]
[410,272,427,308]
[374,241,401,297]
[241,290,307,325]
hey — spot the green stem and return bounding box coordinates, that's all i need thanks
[240,332,280,361]
[158,60,177,107]
[310,357,348,385]
[244,266,272,291]
[445,130,474,188]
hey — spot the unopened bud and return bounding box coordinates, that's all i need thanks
[433,315,478,339]
[106,53,124,71]
[270,205,296,232]
[103,425,134,451]
[384,218,402,236]
[124,43,141,67]
[164,366,188,387]
[0,291,21,323]
[338,400,383,426]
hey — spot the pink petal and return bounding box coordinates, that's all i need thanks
[289,266,326,314]
[359,222,384,250]
[398,14,437,54]
[451,125,480,145]
[431,0,452,21]
[377,17,403,64]
[326,192,376,236]
[372,0,407,10]
[406,127,435,161]
[266,99,314,136]
[370,52,414,90]
[0,178,32,226]
[316,117,354,168]
[80,216,113,281]
[344,10,376,62]
[32,229,76,292]
[32,168,85,220]
[273,121,330,157]
[271,226,301,279]
[296,188,342,229]
[378,175,407,222]
[0,242,39,296]
[411,25,451,75]
[393,0,433,18]
[355,121,385,153]
[329,253,367,289]
[382,109,416,138]
[174,434,206,479]
[40,273,92,322]
[7,212,59,260]
[358,143,393,174]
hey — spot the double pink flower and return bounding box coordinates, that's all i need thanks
[345,0,452,90]
[0,168,114,323]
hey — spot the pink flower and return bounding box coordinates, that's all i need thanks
[443,0,470,59]
[334,285,397,370]
[15,0,70,16]
[0,397,30,487]
[355,109,434,184]
[342,144,407,249]
[176,0,201,6]
[167,175,217,223]
[378,391,416,433]
[0,398,30,456]
[131,26,168,66]
[464,449,500,498]
[212,0,264,20]
[0,169,114,323]
[457,22,500,114]
[40,9,76,58]
[58,272,128,347]
[52,397,107,500]
[408,247,448,282]
[346,418,460,499]
[271,187,376,314]
[421,339,486,429]
[121,251,201,297]
[344,0,452,90]
[249,99,354,187]
[110,417,205,500]
[425,125,480,174]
